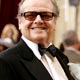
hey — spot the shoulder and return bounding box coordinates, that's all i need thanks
[0,43,21,62]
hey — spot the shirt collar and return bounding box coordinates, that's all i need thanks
[21,35,53,59]
[21,35,41,60]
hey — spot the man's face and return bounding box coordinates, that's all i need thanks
[19,0,56,45]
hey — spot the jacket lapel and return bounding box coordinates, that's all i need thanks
[18,39,53,80]
[52,46,75,80]
[18,39,74,80]
[21,55,53,80]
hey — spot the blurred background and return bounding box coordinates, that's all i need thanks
[0,0,80,48]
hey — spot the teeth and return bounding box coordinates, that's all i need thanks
[31,27,46,29]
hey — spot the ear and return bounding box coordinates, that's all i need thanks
[18,18,22,24]
[18,19,22,30]
[19,25,21,30]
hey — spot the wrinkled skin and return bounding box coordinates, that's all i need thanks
[18,0,56,47]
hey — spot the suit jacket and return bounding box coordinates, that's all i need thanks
[0,39,74,80]
[64,49,80,63]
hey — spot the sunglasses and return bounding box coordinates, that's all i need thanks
[20,11,56,21]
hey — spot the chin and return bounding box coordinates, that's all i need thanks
[31,37,45,43]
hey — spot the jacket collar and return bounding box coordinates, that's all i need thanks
[17,38,74,80]
[17,39,53,80]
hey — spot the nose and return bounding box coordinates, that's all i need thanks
[34,15,43,24]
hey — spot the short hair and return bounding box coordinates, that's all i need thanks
[63,30,78,46]
[17,0,59,18]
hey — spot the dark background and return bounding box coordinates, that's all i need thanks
[0,0,21,35]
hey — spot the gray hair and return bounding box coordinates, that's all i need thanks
[17,0,59,18]
[63,30,78,46]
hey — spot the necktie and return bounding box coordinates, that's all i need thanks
[38,44,56,57]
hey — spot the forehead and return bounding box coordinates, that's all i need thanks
[20,0,54,12]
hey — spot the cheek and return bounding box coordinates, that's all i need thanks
[50,20,56,30]
[45,20,56,31]
[19,19,33,30]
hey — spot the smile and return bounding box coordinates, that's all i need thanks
[31,27,47,30]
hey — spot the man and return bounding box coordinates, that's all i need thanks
[63,30,80,63]
[0,0,74,80]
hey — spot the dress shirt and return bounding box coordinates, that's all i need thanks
[22,35,68,80]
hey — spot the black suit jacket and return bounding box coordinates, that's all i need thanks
[0,39,74,80]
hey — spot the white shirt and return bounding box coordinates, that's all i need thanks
[22,36,68,80]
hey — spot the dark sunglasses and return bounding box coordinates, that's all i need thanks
[20,11,56,21]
